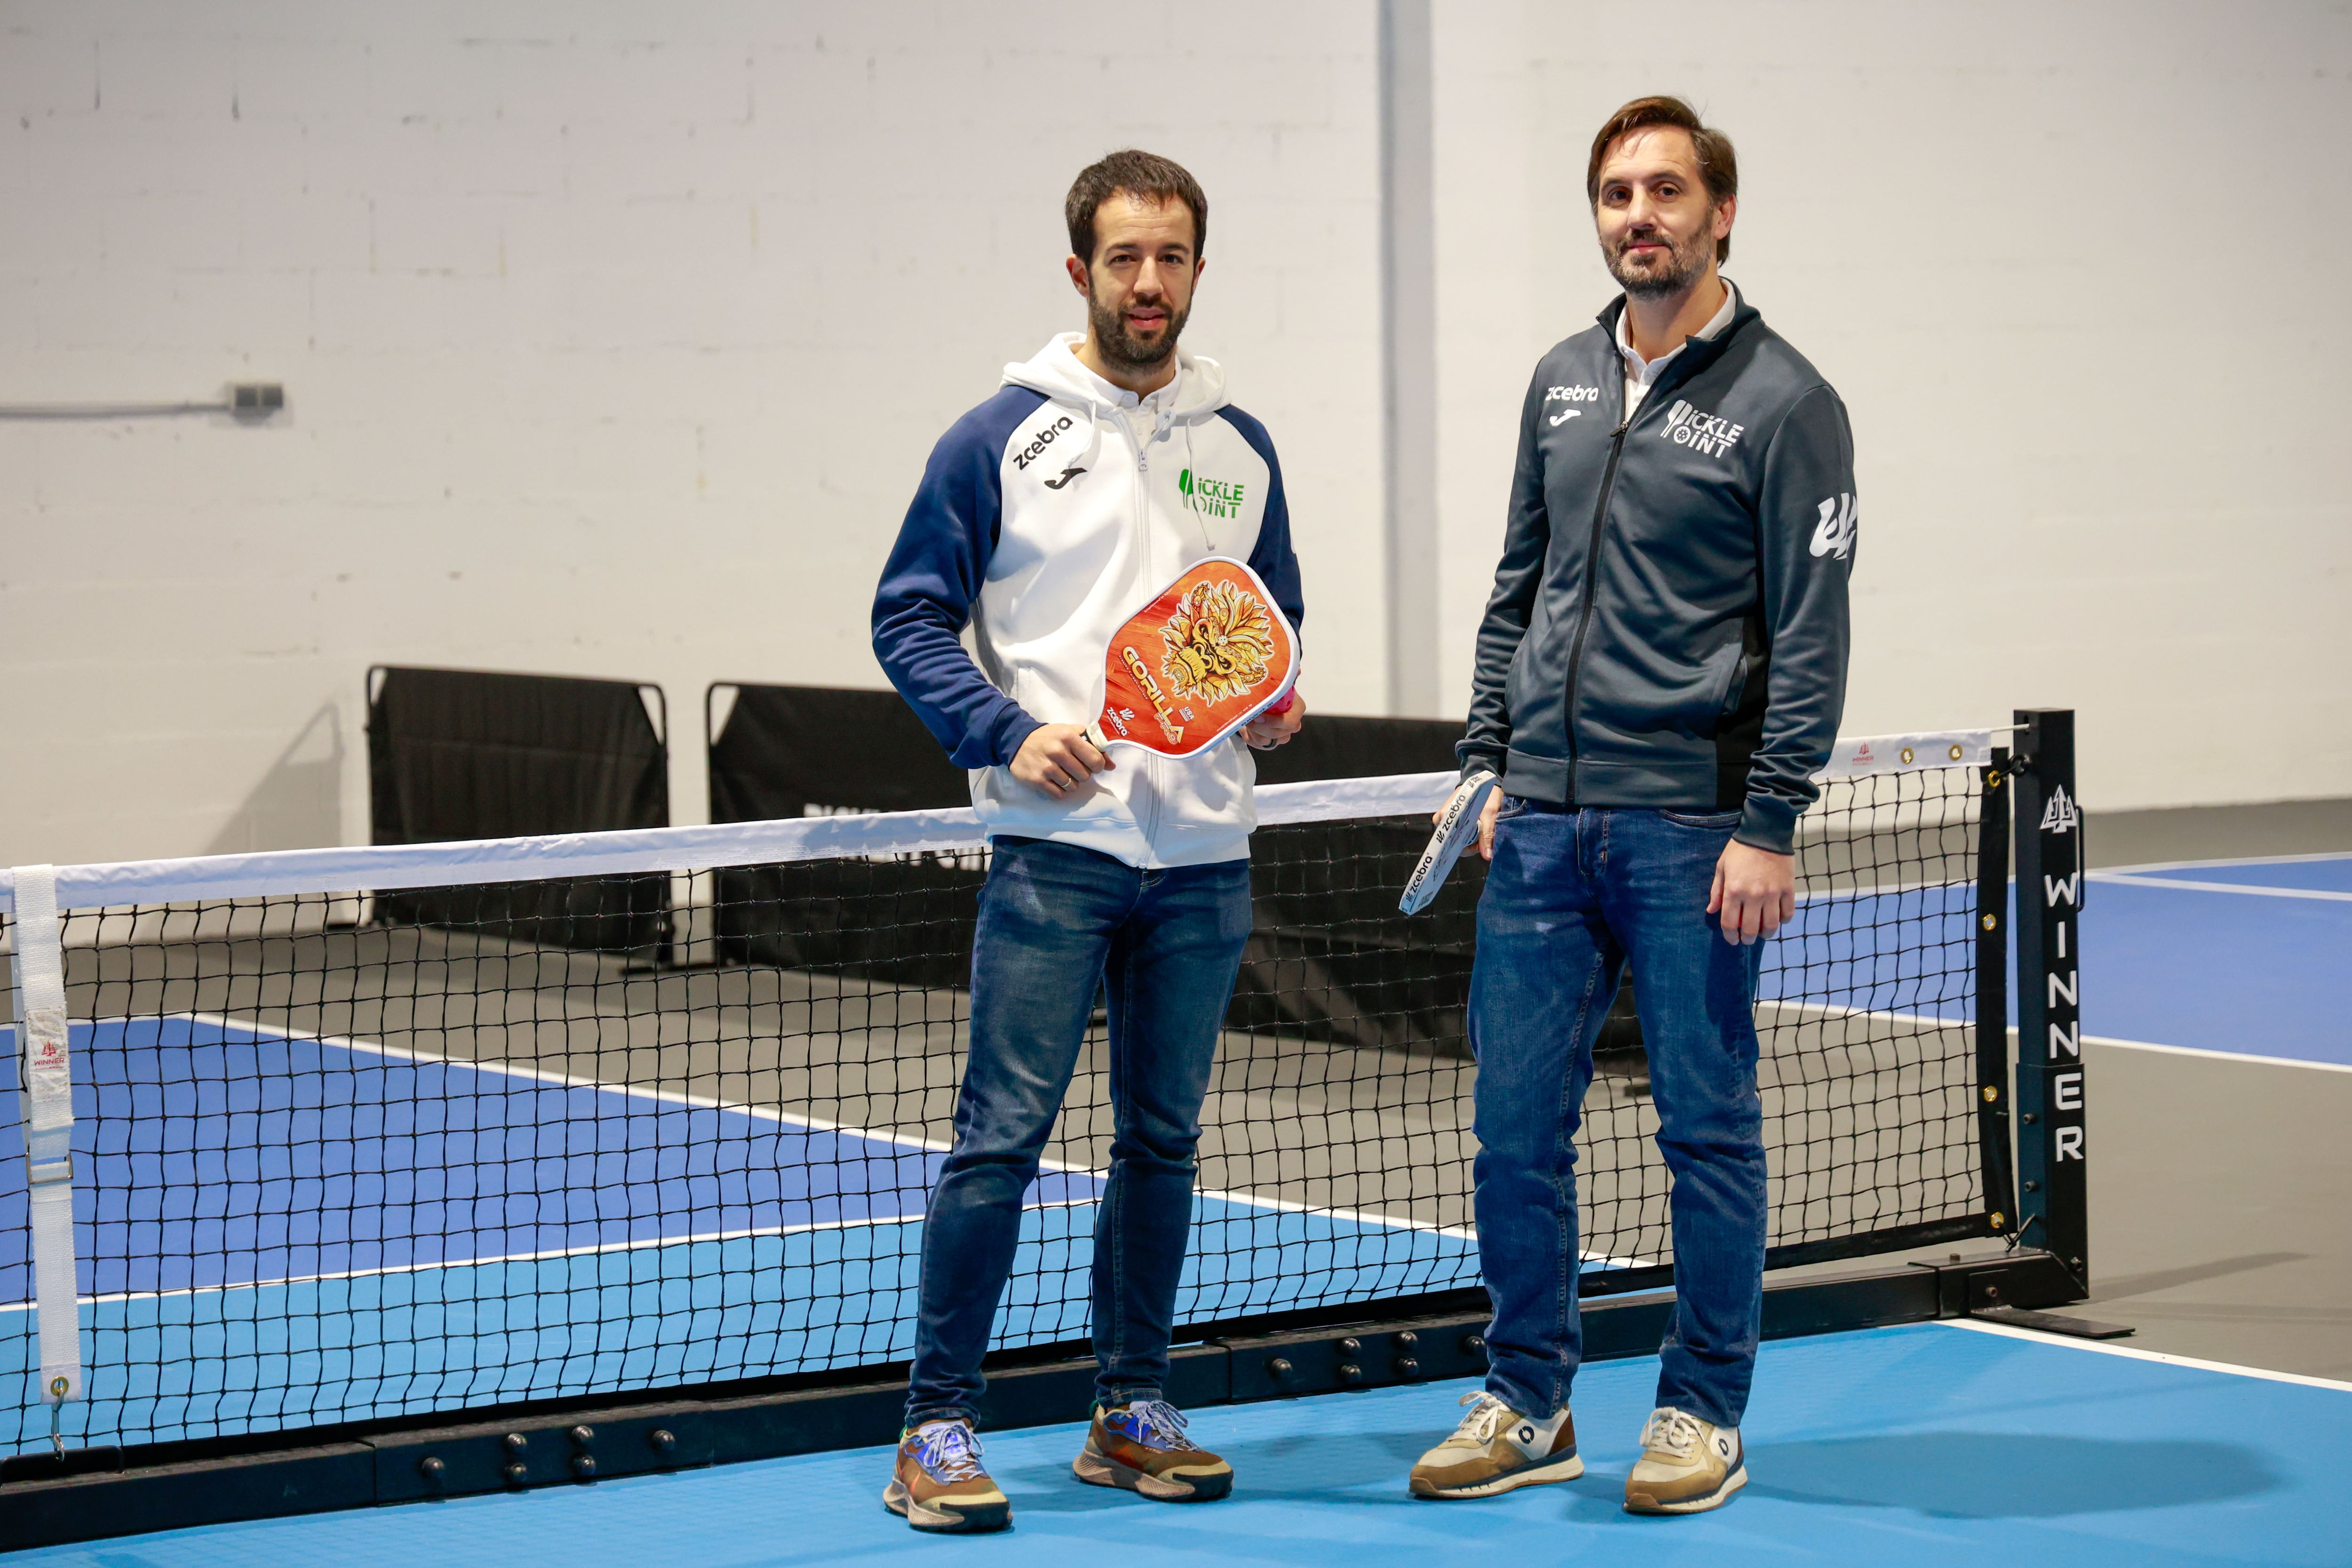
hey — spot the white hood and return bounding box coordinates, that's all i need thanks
[1003,331,1230,423]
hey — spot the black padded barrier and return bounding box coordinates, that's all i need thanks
[704,687,1493,1047]
[367,665,671,955]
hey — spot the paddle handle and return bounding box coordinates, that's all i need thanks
[1082,687,1292,757]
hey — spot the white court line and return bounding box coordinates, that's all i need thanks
[2085,1034,2352,1075]
[1940,1319,2352,1393]
[2093,850,2352,876]
[181,1011,1483,1246]
[2087,872,2352,903]
[0,1012,1494,1311]
[0,1203,1091,1315]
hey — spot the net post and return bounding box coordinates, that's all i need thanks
[2010,709,2089,1292]
[1973,747,2017,1242]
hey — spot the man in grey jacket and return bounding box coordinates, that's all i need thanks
[1408,96,1856,1516]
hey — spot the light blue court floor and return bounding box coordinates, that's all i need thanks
[10,1322,2344,1568]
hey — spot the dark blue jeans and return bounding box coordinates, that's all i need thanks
[905,835,1253,1426]
[1471,800,1768,1429]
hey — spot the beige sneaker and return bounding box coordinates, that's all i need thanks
[1623,1406,1746,1514]
[1407,1390,1583,1498]
[883,1418,1011,1533]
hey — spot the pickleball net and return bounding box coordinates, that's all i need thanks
[2,734,2008,1457]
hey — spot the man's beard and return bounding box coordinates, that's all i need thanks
[1089,289,1191,372]
[1608,225,1714,299]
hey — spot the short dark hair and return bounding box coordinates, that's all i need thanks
[1586,96,1738,263]
[1065,150,1207,264]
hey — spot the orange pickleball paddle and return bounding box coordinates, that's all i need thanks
[1079,557,1299,760]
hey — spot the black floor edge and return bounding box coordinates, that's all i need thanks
[0,1250,2080,1552]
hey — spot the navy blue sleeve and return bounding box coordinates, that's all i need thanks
[1215,405,1305,642]
[871,387,1049,768]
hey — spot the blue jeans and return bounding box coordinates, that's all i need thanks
[1471,800,1768,1429]
[905,835,1253,1426]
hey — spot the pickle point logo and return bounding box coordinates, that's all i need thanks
[1177,468,1246,520]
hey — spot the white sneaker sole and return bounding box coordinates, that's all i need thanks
[1625,1462,1747,1515]
[1410,1449,1586,1499]
[883,1477,1012,1532]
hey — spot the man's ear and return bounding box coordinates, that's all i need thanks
[1066,254,1091,297]
[1712,194,1738,243]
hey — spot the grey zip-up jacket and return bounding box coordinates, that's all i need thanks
[1459,291,1856,855]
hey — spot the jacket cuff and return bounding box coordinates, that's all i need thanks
[989,708,1045,769]
[1457,746,1505,783]
[1734,796,1799,856]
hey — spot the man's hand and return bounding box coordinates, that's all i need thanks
[1243,691,1306,749]
[1011,724,1111,800]
[1709,838,1795,945]
[1431,782,1509,861]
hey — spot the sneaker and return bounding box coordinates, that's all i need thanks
[1407,1390,1582,1498]
[1623,1406,1746,1514]
[883,1418,1011,1533]
[1072,1398,1234,1501]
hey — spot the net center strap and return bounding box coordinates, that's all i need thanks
[9,863,83,1405]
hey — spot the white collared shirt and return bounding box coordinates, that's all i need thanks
[1058,339,1181,442]
[1616,278,1738,419]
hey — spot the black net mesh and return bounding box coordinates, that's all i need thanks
[2,765,1995,1455]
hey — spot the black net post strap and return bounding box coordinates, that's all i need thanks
[0,736,1998,1457]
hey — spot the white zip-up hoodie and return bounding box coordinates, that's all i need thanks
[872,333,1303,868]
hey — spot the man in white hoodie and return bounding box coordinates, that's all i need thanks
[870,150,1305,1533]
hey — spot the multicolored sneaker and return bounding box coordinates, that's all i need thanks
[884,1418,1010,1533]
[1623,1406,1746,1514]
[1408,1390,1582,1498]
[1072,1399,1234,1501]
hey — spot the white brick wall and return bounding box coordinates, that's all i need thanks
[0,1,1382,865]
[5,1,2343,869]
[1430,0,2352,813]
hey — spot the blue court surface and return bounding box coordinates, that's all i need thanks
[3,1323,2341,1568]
[2080,855,2352,1068]
[0,1015,1478,1453]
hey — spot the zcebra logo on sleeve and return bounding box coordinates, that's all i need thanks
[1012,413,1077,471]
[1809,493,1858,560]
